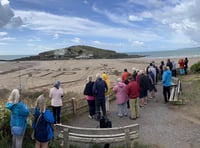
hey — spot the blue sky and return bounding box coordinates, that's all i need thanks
[1,0,200,55]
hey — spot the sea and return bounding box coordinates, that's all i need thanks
[0,55,32,61]
[128,48,200,59]
[0,48,200,60]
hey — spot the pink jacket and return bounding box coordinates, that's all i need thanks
[112,82,128,104]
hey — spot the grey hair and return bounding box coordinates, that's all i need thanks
[8,89,20,104]
[35,95,46,113]
[87,75,93,82]
[96,73,101,79]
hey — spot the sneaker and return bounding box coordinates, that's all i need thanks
[88,115,93,119]
[118,115,123,118]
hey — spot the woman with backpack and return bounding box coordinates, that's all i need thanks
[32,95,54,148]
[5,89,29,148]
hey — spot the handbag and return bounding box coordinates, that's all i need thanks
[31,114,42,140]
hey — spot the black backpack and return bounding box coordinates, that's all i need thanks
[99,116,112,148]
[34,113,49,142]
[99,116,112,128]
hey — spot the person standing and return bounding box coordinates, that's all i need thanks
[166,59,173,71]
[93,73,108,120]
[162,66,172,103]
[121,68,129,83]
[102,72,111,115]
[147,69,156,99]
[138,70,149,107]
[172,61,177,77]
[83,75,96,119]
[49,80,64,124]
[5,89,29,148]
[184,57,189,74]
[32,95,54,148]
[112,78,128,118]
[159,61,165,78]
[126,76,139,120]
[178,58,185,75]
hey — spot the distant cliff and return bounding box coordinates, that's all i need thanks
[14,45,143,61]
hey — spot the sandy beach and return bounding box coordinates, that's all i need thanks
[0,57,199,96]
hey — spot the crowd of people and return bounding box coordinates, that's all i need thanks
[83,57,189,121]
[5,57,189,148]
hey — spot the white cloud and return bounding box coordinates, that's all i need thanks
[92,5,134,26]
[28,37,41,42]
[53,33,59,39]
[92,40,102,45]
[0,37,15,41]
[1,0,9,5]
[0,0,23,28]
[10,16,23,27]
[0,32,7,36]
[130,40,144,47]
[128,15,143,22]
[71,37,81,44]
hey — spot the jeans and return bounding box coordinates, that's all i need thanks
[163,86,170,102]
[87,100,96,116]
[52,106,61,124]
[95,99,106,120]
[12,131,25,148]
[117,102,128,116]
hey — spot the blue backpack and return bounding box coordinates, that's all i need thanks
[34,113,50,142]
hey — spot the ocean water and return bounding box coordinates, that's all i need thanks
[128,48,200,58]
[0,55,32,60]
[1,48,200,60]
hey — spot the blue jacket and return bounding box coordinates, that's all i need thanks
[92,78,107,100]
[32,108,54,141]
[162,69,172,87]
[5,100,29,130]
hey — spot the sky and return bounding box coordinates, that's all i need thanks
[1,0,200,55]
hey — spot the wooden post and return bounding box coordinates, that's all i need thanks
[124,128,130,148]
[63,128,69,148]
[72,98,77,114]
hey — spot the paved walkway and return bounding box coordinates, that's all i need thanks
[64,82,200,148]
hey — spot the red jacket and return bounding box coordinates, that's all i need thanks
[126,80,139,99]
[121,72,129,82]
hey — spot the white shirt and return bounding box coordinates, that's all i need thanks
[49,87,64,107]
